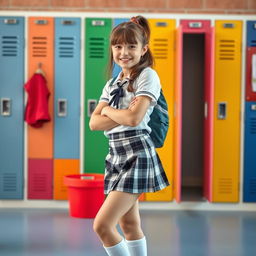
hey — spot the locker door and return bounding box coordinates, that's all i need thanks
[112,18,129,77]
[243,21,256,202]
[54,18,81,200]
[28,17,54,158]
[54,159,79,200]
[246,21,256,47]
[0,17,24,199]
[84,18,112,174]
[27,17,54,199]
[54,18,81,159]
[243,102,256,202]
[28,159,53,199]
[203,27,215,202]
[213,21,242,202]
[145,19,176,201]
[174,25,183,202]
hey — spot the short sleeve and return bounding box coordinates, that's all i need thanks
[134,68,161,106]
[99,79,112,103]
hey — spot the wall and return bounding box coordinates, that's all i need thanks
[0,0,256,14]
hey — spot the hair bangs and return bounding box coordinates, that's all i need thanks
[111,27,139,46]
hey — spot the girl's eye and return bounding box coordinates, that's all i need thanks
[129,45,136,49]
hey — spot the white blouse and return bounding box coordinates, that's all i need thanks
[99,67,161,136]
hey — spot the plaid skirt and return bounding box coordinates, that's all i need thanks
[104,129,170,194]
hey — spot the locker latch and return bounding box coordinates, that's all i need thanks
[218,102,227,120]
[57,99,67,117]
[88,99,97,117]
[251,104,256,111]
[1,98,11,117]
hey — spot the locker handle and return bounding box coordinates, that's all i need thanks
[204,102,208,118]
[1,98,11,116]
[57,99,67,117]
[88,99,97,117]
[218,102,227,120]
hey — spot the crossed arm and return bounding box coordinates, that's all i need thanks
[89,96,151,131]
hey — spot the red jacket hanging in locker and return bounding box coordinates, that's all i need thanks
[24,73,51,128]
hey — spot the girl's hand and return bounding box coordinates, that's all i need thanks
[129,97,138,110]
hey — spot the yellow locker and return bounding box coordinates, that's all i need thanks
[213,20,242,202]
[145,19,176,201]
[54,159,80,200]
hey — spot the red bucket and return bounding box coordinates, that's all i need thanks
[64,174,105,218]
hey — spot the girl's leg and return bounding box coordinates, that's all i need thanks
[119,201,147,256]
[118,200,144,241]
[93,191,140,247]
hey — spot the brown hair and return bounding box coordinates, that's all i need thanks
[108,16,154,91]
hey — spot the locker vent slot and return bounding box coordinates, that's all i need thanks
[250,118,256,134]
[1,36,18,57]
[89,37,104,58]
[32,36,47,57]
[152,38,168,59]
[58,37,74,58]
[218,178,232,194]
[218,39,236,61]
[32,173,47,192]
[249,178,256,195]
[3,173,17,192]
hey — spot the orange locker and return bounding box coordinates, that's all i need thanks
[27,17,54,158]
[54,159,80,200]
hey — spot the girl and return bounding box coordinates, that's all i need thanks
[89,16,170,256]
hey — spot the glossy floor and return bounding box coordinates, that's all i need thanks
[0,208,255,256]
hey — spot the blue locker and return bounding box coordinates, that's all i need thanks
[112,18,129,77]
[243,102,256,202]
[246,21,256,47]
[0,17,24,199]
[54,18,81,159]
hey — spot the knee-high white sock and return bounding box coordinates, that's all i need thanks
[126,236,147,256]
[103,238,130,256]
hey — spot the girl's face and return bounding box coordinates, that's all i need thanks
[111,40,148,76]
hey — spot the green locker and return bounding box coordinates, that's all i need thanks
[84,18,112,173]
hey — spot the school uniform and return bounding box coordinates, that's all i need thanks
[99,67,170,195]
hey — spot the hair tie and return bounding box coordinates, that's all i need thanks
[130,17,139,25]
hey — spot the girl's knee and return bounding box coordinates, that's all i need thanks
[93,218,112,237]
[119,219,141,235]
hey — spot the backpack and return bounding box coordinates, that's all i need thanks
[108,77,169,148]
[148,90,169,148]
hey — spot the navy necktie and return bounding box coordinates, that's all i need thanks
[109,79,129,109]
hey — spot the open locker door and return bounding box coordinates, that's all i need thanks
[174,25,183,203]
[203,26,215,202]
